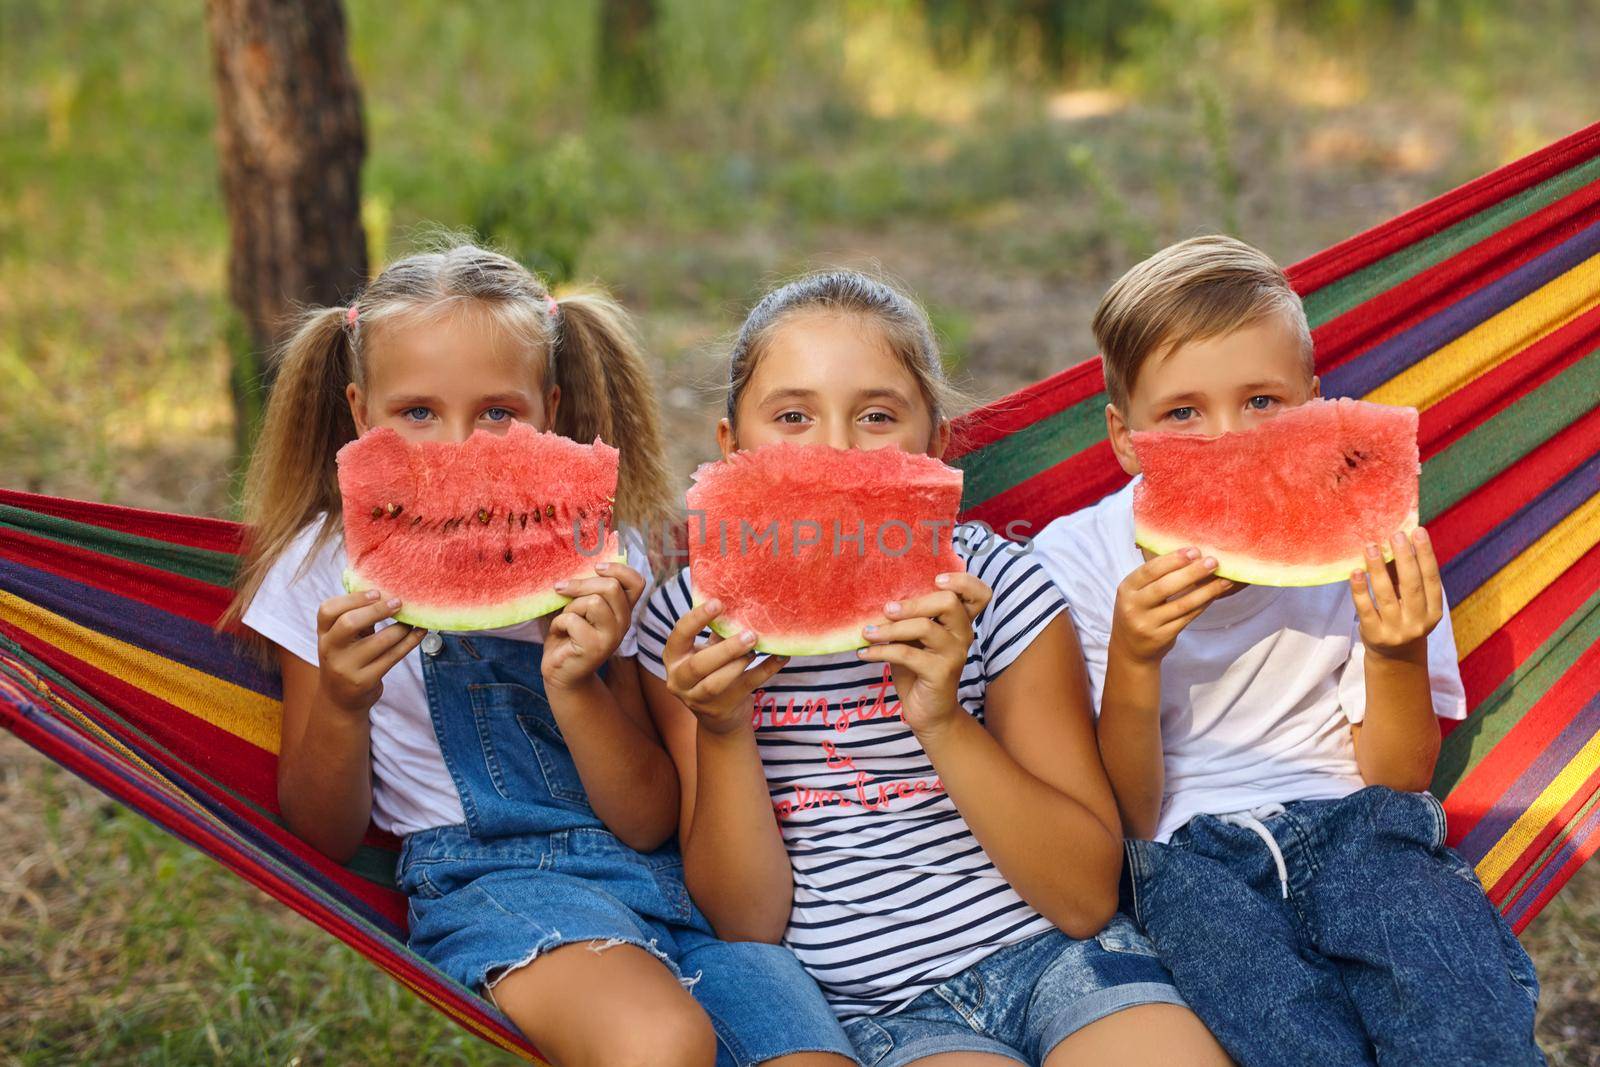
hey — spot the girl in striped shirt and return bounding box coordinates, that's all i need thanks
[639,271,1230,1067]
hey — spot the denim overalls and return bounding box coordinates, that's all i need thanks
[395,633,854,1066]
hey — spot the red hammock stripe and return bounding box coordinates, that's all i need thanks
[1456,544,1600,713]
[1489,747,1600,909]
[948,360,1106,461]
[958,440,1124,534]
[1417,302,1600,460]
[1311,175,1600,370]
[1427,407,1600,563]
[0,695,528,1056]
[5,631,411,929]
[1504,793,1600,933]
[0,487,244,555]
[1450,641,1600,850]
[1289,121,1600,296]
[0,524,233,626]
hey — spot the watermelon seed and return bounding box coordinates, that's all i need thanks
[369,506,384,519]
[532,508,542,524]
[410,516,422,527]
[578,506,587,519]
[477,508,491,525]
[385,503,402,518]
[503,548,514,563]
[519,512,529,529]
[544,503,556,520]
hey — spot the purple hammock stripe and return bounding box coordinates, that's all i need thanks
[18,677,409,939]
[1441,453,1600,604]
[22,700,409,940]
[1322,218,1600,399]
[1505,756,1600,928]
[1457,689,1600,860]
[0,555,281,699]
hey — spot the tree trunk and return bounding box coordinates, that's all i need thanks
[206,0,367,451]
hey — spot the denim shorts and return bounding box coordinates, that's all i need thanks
[1122,786,1543,1067]
[400,633,857,1066]
[399,823,856,1066]
[841,917,1187,1067]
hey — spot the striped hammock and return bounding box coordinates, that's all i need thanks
[3,120,1598,1061]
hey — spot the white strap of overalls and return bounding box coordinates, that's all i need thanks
[1218,803,1290,899]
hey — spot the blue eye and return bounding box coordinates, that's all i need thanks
[403,407,432,422]
[1247,396,1276,411]
[482,407,512,422]
[1168,407,1196,422]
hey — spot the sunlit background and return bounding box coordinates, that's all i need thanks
[3,1,1597,1061]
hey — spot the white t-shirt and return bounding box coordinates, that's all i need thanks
[1032,481,1468,843]
[241,516,651,837]
[637,524,1066,1018]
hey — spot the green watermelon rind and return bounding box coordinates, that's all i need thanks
[342,551,626,633]
[693,587,871,657]
[1134,509,1420,588]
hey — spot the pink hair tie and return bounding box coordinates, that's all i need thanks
[546,295,559,318]
[346,305,360,327]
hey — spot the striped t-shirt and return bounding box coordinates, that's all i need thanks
[637,524,1067,1018]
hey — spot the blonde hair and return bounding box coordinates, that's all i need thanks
[725,269,966,430]
[1093,235,1313,411]
[221,240,675,635]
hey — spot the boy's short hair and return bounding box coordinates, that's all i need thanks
[1093,235,1314,411]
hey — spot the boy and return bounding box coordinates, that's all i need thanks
[1032,236,1543,1067]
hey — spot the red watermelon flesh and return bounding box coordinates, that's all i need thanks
[1130,398,1419,587]
[686,443,966,656]
[337,422,621,631]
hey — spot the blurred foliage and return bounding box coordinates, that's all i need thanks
[3,0,1591,508]
[2,1,1598,1062]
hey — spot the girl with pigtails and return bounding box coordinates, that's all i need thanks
[227,241,855,1067]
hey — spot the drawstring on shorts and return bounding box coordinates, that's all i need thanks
[1219,803,1290,898]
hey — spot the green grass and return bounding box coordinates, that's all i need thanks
[0,739,520,1066]
[3,0,1599,1060]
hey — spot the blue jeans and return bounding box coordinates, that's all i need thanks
[1123,786,1543,1067]
[398,633,855,1066]
[843,919,1187,1066]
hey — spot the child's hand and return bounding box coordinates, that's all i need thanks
[662,598,789,735]
[1350,528,1443,661]
[316,590,427,714]
[542,561,646,690]
[859,572,990,738]
[1109,549,1232,665]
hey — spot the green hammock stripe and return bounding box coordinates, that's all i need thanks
[954,392,1109,509]
[0,633,397,887]
[1499,786,1600,911]
[955,340,1593,520]
[1432,591,1600,795]
[1419,348,1600,522]
[0,504,237,588]
[1303,154,1600,328]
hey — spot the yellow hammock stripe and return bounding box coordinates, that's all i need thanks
[0,590,282,753]
[1475,728,1600,889]
[1365,252,1600,412]
[400,974,542,1062]
[1449,489,1600,659]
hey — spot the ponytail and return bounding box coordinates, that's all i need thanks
[221,240,679,641]
[551,291,677,567]
[220,305,357,636]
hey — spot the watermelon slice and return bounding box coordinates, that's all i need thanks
[336,423,622,631]
[686,443,965,656]
[1131,398,1420,587]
